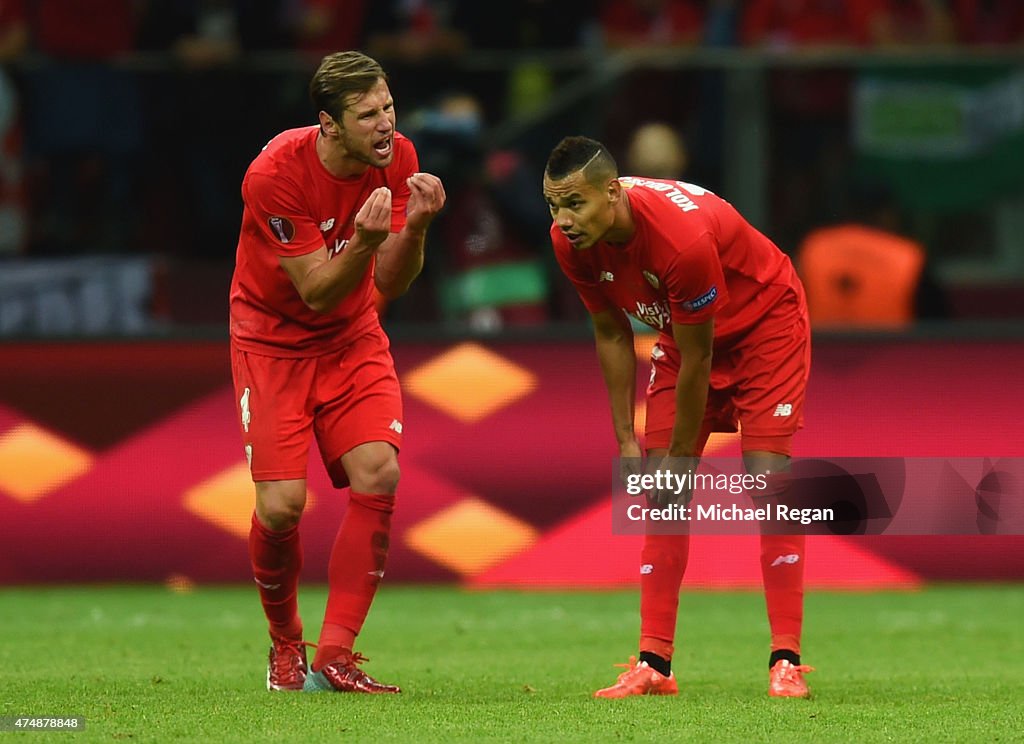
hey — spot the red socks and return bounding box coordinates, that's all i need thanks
[759,533,806,654]
[636,532,806,659]
[248,512,303,640]
[638,534,690,661]
[313,490,395,670]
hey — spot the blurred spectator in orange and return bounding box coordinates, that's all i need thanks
[951,0,1024,44]
[797,182,949,329]
[25,0,143,254]
[600,0,703,48]
[0,0,27,254]
[625,121,688,179]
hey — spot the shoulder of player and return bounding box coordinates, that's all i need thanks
[244,127,317,184]
[253,126,318,165]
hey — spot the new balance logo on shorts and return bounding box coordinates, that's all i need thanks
[771,554,800,567]
[640,564,654,574]
[389,419,403,434]
[773,403,793,417]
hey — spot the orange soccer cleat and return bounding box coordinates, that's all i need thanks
[266,635,311,691]
[303,651,401,694]
[593,656,679,699]
[768,659,815,698]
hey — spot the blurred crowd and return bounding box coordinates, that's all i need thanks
[1,0,1022,327]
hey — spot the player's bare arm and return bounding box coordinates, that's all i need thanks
[374,172,446,299]
[591,309,641,461]
[669,319,713,458]
[279,187,392,314]
[645,319,713,506]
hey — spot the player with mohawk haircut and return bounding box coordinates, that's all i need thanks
[544,136,814,699]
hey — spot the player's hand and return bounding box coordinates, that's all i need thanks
[405,172,446,234]
[647,454,699,507]
[354,186,392,249]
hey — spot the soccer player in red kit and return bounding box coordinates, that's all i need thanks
[543,136,813,698]
[229,51,445,693]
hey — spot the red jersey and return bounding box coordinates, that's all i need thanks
[230,126,418,357]
[553,177,803,348]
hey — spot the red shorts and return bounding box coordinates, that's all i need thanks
[230,326,403,487]
[645,293,811,456]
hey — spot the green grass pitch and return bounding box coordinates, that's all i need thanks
[2,585,1022,742]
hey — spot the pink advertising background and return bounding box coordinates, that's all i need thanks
[1,337,1023,589]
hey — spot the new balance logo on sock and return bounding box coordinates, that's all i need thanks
[640,564,654,574]
[771,554,800,567]
[367,570,385,578]
[254,577,281,590]
[773,403,793,417]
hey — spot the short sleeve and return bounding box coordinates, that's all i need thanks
[664,231,729,324]
[243,171,323,257]
[551,229,612,315]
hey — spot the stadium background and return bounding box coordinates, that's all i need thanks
[2,3,1023,589]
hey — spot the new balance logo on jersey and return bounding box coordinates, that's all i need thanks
[770,554,800,567]
[640,564,654,575]
[600,271,615,282]
[319,218,336,231]
[389,419,403,434]
[773,404,793,417]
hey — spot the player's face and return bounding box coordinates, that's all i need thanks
[337,79,396,168]
[543,171,616,250]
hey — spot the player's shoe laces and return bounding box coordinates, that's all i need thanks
[593,656,679,699]
[768,659,815,698]
[303,651,401,694]
[266,636,312,691]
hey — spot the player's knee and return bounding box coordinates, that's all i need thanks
[255,482,306,530]
[358,457,400,496]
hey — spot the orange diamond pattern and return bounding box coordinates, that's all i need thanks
[403,343,537,423]
[404,497,538,576]
[183,463,317,539]
[0,423,93,502]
